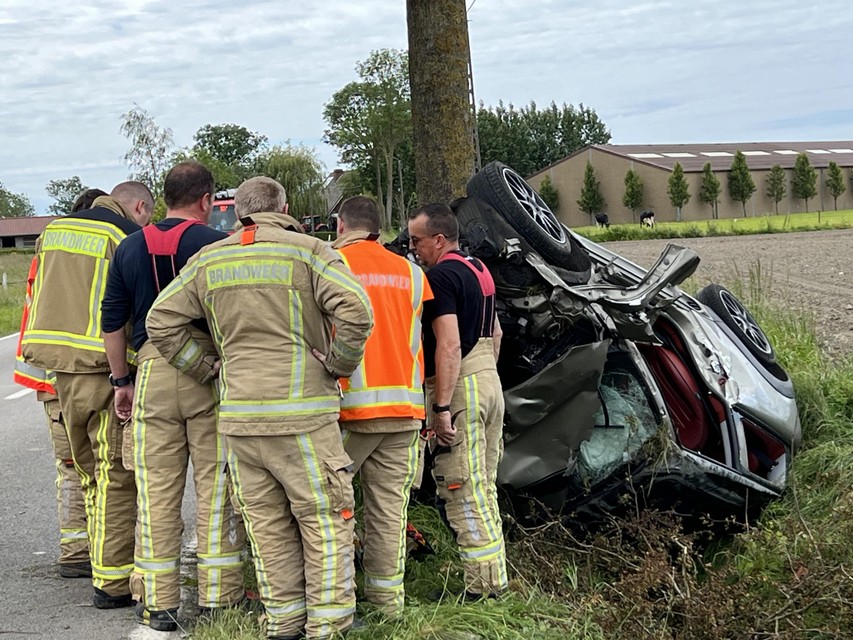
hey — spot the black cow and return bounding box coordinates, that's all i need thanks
[595,212,610,228]
[640,209,656,227]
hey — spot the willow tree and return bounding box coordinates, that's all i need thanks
[407,0,475,205]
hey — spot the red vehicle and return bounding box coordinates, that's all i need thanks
[209,190,237,233]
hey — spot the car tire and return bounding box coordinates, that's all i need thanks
[697,284,777,367]
[467,162,591,272]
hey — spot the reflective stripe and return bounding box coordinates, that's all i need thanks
[87,258,108,337]
[22,331,104,352]
[60,529,89,541]
[266,599,307,617]
[289,291,305,399]
[219,397,339,417]
[364,573,404,589]
[348,364,366,390]
[465,375,500,543]
[135,557,180,572]
[14,358,50,382]
[307,605,356,619]
[340,387,423,410]
[197,552,243,568]
[91,562,134,578]
[459,538,504,561]
[45,218,127,245]
[172,339,202,370]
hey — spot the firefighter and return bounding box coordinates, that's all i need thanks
[146,176,373,640]
[21,182,154,608]
[13,257,89,578]
[100,162,245,631]
[407,203,508,600]
[328,196,432,616]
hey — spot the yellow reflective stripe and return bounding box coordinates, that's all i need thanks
[172,339,202,370]
[409,263,425,388]
[205,298,227,399]
[197,552,243,568]
[364,573,405,589]
[458,538,504,561]
[289,290,305,399]
[135,557,180,573]
[297,434,338,605]
[206,259,293,289]
[91,410,112,589]
[465,375,500,543]
[340,387,424,410]
[41,227,109,258]
[92,563,134,579]
[266,598,307,618]
[14,358,51,384]
[227,447,274,603]
[87,257,109,338]
[28,257,45,330]
[22,330,104,352]
[132,359,157,599]
[219,397,339,418]
[201,428,228,607]
[60,529,89,541]
[46,218,127,245]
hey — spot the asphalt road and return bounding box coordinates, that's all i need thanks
[0,334,183,640]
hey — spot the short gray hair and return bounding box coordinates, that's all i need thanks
[235,177,287,217]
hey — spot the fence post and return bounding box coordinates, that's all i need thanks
[2,272,7,290]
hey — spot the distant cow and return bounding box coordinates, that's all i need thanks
[640,209,656,227]
[595,212,610,228]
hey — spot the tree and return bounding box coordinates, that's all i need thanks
[324,49,411,228]
[728,151,756,217]
[45,176,88,215]
[175,124,269,191]
[0,182,35,217]
[477,101,611,177]
[257,145,326,221]
[622,169,644,223]
[825,161,845,211]
[791,153,817,212]
[407,0,474,205]
[667,162,690,221]
[119,104,175,197]
[765,164,787,215]
[538,175,559,210]
[577,161,604,225]
[698,162,721,219]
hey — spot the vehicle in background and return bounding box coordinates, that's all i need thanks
[301,213,339,241]
[209,189,237,233]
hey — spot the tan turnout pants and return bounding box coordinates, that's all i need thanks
[226,423,356,640]
[42,396,89,564]
[130,345,245,611]
[426,340,508,596]
[53,371,137,596]
[342,424,419,615]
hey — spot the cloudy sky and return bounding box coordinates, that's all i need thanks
[1,0,850,213]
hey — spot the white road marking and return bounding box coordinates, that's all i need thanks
[0,333,19,342]
[4,388,34,400]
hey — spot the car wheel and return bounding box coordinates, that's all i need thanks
[697,284,776,366]
[467,162,591,272]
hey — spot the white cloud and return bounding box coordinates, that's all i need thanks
[1,0,851,212]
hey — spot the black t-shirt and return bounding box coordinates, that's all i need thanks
[422,251,495,378]
[101,219,227,351]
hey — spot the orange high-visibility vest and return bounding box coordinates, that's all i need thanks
[337,239,433,421]
[13,256,56,394]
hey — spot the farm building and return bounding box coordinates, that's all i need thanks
[527,142,853,227]
[0,216,60,249]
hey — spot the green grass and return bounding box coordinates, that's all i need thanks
[575,208,853,242]
[0,250,31,335]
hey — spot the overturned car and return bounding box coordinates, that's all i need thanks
[400,162,800,524]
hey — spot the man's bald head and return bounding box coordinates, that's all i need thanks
[111,181,154,226]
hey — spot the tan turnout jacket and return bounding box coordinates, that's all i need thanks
[146,212,373,436]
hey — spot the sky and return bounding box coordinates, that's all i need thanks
[1,0,851,214]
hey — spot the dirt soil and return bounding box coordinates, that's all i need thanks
[603,229,853,359]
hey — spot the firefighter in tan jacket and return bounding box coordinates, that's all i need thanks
[21,182,154,608]
[146,177,373,640]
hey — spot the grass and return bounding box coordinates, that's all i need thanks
[195,260,853,639]
[0,250,31,335]
[574,208,853,242]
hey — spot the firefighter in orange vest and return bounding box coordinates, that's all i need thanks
[13,256,90,578]
[326,196,433,616]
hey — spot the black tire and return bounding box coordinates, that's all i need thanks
[467,162,591,272]
[697,284,777,366]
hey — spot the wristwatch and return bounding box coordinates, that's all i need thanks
[109,373,133,388]
[432,403,451,414]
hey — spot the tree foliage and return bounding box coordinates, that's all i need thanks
[257,145,326,220]
[791,153,817,212]
[477,101,610,177]
[119,104,175,197]
[176,124,269,191]
[825,160,845,210]
[667,162,690,221]
[765,164,787,215]
[728,151,756,217]
[698,162,721,219]
[45,176,88,216]
[577,161,604,224]
[622,169,644,222]
[538,175,559,210]
[324,49,411,228]
[0,182,35,217]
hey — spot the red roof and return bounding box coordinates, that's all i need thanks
[0,216,61,238]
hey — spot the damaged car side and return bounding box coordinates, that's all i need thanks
[401,161,801,524]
